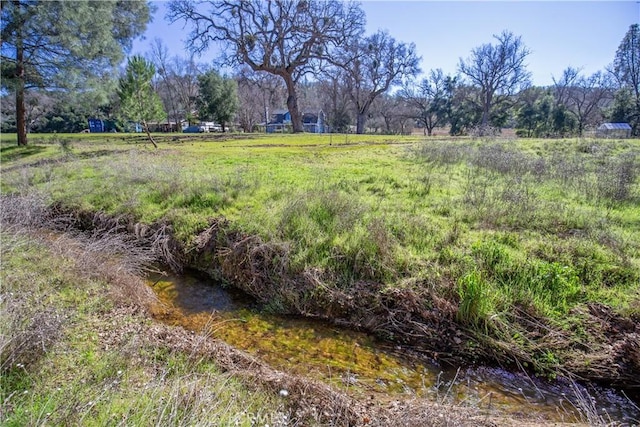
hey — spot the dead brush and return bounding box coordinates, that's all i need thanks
[0,192,75,232]
[594,152,639,205]
[411,140,473,167]
[216,232,292,308]
[0,279,66,372]
[0,194,161,373]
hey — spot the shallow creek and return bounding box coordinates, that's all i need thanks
[147,270,639,424]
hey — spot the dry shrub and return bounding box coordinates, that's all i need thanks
[563,304,640,389]
[1,286,66,371]
[133,221,183,273]
[191,220,293,305]
[48,233,158,309]
[0,192,74,232]
[0,231,67,372]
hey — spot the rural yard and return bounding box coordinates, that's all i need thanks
[1,133,638,425]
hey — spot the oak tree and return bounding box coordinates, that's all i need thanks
[168,0,364,133]
[458,30,531,133]
[553,67,613,136]
[401,69,453,136]
[332,30,420,134]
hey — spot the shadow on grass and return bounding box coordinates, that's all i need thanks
[0,145,48,162]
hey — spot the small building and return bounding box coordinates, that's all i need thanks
[266,109,292,133]
[302,110,326,133]
[265,109,327,133]
[596,123,632,139]
[88,118,119,133]
[88,118,105,133]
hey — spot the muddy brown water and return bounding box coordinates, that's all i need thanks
[147,269,640,425]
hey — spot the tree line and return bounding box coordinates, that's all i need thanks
[2,1,639,146]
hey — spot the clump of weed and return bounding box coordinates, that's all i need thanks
[595,152,639,205]
[457,270,493,326]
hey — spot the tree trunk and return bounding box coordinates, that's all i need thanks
[283,74,303,133]
[142,121,158,148]
[355,97,375,134]
[356,111,366,134]
[15,4,27,146]
[481,91,493,131]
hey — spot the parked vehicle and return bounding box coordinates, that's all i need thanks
[183,125,205,133]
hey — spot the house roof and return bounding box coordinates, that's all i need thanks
[598,123,632,130]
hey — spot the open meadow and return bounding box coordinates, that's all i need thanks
[1,132,639,424]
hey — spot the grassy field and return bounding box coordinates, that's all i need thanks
[1,132,639,389]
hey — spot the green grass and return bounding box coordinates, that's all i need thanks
[2,132,639,376]
[0,232,287,426]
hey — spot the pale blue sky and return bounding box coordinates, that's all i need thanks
[132,1,639,86]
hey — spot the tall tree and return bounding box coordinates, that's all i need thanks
[553,67,613,136]
[197,69,238,132]
[372,94,413,135]
[332,30,420,134]
[236,67,286,132]
[515,87,552,137]
[118,56,166,148]
[612,24,640,135]
[236,76,262,132]
[0,0,150,145]
[447,82,482,136]
[401,69,452,136]
[458,30,531,133]
[149,39,202,130]
[317,70,352,133]
[168,0,365,133]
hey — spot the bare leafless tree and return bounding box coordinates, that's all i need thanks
[149,39,202,130]
[401,69,452,136]
[458,30,531,132]
[236,77,263,132]
[168,0,364,133]
[331,30,420,134]
[553,67,614,136]
[236,67,286,132]
[316,70,352,133]
[370,94,413,135]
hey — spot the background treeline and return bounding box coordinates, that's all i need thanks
[2,0,638,138]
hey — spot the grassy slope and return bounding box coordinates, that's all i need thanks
[1,133,639,379]
[0,232,288,426]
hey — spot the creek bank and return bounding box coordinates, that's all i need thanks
[187,218,640,392]
[38,203,640,404]
[149,269,640,424]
